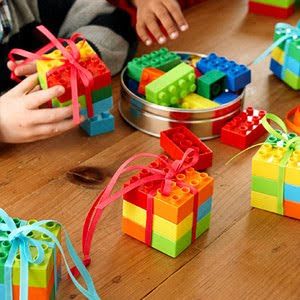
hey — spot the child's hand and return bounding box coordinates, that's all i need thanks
[0,74,79,143]
[7,60,37,77]
[134,0,189,46]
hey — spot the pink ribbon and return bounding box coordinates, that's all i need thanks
[8,25,95,124]
[70,148,200,277]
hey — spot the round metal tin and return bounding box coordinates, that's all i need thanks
[119,52,245,139]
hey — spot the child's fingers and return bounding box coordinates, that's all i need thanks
[10,74,39,95]
[163,0,189,32]
[25,85,65,109]
[14,62,37,77]
[31,106,73,125]
[136,22,153,46]
[146,17,167,44]
[7,60,24,71]
[154,4,178,40]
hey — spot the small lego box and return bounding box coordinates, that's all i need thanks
[221,107,267,149]
[160,126,213,170]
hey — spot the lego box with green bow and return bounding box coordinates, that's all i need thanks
[251,114,300,219]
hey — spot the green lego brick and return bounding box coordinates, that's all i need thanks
[283,69,300,90]
[151,230,192,258]
[287,39,300,62]
[145,63,196,106]
[274,26,288,51]
[196,213,211,238]
[127,48,181,82]
[251,176,279,197]
[197,70,226,99]
[251,0,294,8]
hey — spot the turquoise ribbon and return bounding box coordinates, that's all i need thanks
[0,209,100,300]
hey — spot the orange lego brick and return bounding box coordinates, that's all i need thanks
[284,200,300,220]
[138,67,165,95]
[122,217,146,243]
[153,182,194,224]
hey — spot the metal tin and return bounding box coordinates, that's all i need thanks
[119,52,245,139]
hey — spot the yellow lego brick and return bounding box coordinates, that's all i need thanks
[251,191,280,214]
[181,93,220,109]
[271,47,284,65]
[122,200,193,242]
[285,150,300,186]
[77,40,97,60]
[252,144,286,180]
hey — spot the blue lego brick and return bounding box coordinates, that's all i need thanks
[80,112,115,136]
[178,53,191,61]
[197,197,212,221]
[197,53,251,92]
[80,97,113,118]
[126,78,140,95]
[285,56,300,76]
[284,183,300,203]
[214,91,237,105]
[270,58,283,79]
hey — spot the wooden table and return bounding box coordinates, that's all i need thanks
[1,0,300,299]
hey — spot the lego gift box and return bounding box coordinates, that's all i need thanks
[0,209,100,300]
[8,25,114,136]
[251,114,300,220]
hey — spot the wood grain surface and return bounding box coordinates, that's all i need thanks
[1,0,300,299]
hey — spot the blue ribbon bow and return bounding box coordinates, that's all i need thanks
[0,209,100,300]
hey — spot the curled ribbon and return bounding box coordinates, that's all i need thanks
[0,209,100,300]
[8,25,95,125]
[71,148,200,277]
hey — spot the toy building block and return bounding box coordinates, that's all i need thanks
[81,96,113,118]
[181,93,220,109]
[145,63,196,107]
[0,219,61,299]
[160,126,213,170]
[122,158,214,257]
[248,0,295,18]
[214,91,238,105]
[196,70,226,99]
[286,106,300,135]
[127,48,181,82]
[197,53,251,92]
[221,107,267,149]
[126,78,140,95]
[138,68,165,95]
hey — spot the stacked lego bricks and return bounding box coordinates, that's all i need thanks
[251,132,300,219]
[37,40,114,136]
[0,219,61,299]
[249,0,295,18]
[126,48,251,109]
[270,23,300,90]
[122,157,214,257]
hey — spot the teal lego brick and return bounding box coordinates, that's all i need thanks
[145,63,196,106]
[197,70,226,99]
[251,176,279,197]
[127,48,181,82]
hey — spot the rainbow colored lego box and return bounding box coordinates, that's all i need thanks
[0,218,61,300]
[251,131,300,220]
[122,156,214,257]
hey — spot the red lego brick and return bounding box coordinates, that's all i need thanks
[47,54,111,103]
[248,1,295,18]
[138,67,165,95]
[221,107,267,150]
[160,126,213,171]
[193,66,202,78]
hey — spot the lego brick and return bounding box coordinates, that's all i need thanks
[270,58,283,79]
[197,53,251,92]
[181,93,220,109]
[138,68,165,95]
[214,91,237,105]
[126,78,140,95]
[160,126,213,170]
[81,97,113,118]
[127,48,181,82]
[122,217,146,243]
[248,1,295,18]
[251,191,280,214]
[273,23,292,51]
[250,0,295,8]
[271,47,284,65]
[287,39,300,62]
[285,150,300,186]
[251,175,279,197]
[196,213,211,238]
[197,197,212,221]
[284,183,300,203]
[285,56,300,76]
[196,70,226,99]
[145,63,196,107]
[80,113,115,136]
[221,107,267,149]
[284,200,300,219]
[283,68,300,90]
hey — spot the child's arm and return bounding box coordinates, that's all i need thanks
[0,75,78,143]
